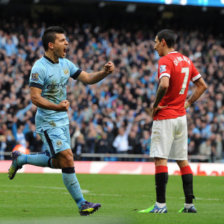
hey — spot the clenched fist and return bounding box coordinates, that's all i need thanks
[58,100,70,111]
[103,61,115,75]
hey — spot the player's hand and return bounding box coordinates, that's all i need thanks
[145,107,152,116]
[146,105,167,117]
[103,61,114,75]
[58,100,70,111]
[184,100,191,109]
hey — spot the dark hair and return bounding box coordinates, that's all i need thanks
[42,26,65,51]
[156,29,176,48]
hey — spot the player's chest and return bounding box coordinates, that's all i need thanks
[46,66,70,84]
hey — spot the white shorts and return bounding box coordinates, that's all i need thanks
[150,115,188,160]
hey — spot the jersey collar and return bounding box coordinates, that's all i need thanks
[168,51,178,54]
[44,55,59,64]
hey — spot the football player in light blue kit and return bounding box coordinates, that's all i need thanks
[8,26,115,216]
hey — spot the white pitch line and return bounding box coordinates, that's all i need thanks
[85,193,121,197]
[0,184,89,194]
[166,196,223,201]
[1,185,223,200]
[191,197,223,201]
[0,184,121,197]
[0,190,66,195]
[1,184,65,190]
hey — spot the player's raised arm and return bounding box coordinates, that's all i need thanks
[77,61,114,84]
[30,86,69,111]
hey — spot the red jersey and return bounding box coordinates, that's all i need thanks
[154,51,201,120]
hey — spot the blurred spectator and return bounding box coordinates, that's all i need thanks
[85,123,97,154]
[3,129,17,160]
[128,128,142,155]
[141,130,151,156]
[113,125,130,154]
[95,132,110,154]
[16,125,27,148]
[0,135,6,160]
[199,139,212,162]
[25,123,43,153]
[73,134,85,160]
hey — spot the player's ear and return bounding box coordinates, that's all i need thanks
[161,38,166,47]
[48,42,54,50]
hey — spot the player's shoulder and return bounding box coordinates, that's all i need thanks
[176,52,192,62]
[59,57,72,66]
[59,58,79,73]
[159,53,174,64]
[32,57,47,72]
[34,56,47,65]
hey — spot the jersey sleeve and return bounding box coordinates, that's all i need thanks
[67,60,82,80]
[29,64,45,89]
[191,63,201,82]
[158,57,172,79]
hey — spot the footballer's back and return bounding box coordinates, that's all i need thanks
[154,52,201,120]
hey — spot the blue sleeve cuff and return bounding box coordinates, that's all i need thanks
[29,82,43,89]
[70,69,82,80]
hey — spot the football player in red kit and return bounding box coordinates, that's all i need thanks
[139,29,207,213]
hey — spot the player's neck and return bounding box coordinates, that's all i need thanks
[44,51,59,63]
[163,48,175,56]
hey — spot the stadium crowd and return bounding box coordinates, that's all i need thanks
[0,20,223,162]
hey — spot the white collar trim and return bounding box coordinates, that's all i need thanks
[168,51,178,54]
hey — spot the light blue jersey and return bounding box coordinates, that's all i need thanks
[29,56,81,133]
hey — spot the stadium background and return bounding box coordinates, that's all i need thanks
[0,1,224,224]
[0,0,223,163]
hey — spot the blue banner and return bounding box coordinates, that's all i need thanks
[105,0,224,7]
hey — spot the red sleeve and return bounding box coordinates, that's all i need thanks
[158,57,173,80]
[191,62,201,82]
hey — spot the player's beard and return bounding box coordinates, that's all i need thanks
[54,48,65,59]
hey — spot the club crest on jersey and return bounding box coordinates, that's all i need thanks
[64,69,69,75]
[56,140,62,147]
[160,65,166,73]
[31,73,39,81]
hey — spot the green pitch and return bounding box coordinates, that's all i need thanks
[0,173,223,224]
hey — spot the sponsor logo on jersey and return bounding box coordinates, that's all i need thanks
[31,73,39,81]
[64,69,69,75]
[160,65,166,73]
[46,83,66,89]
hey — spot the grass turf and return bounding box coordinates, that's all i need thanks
[0,173,223,224]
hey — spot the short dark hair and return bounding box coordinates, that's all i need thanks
[156,29,176,48]
[42,26,65,51]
